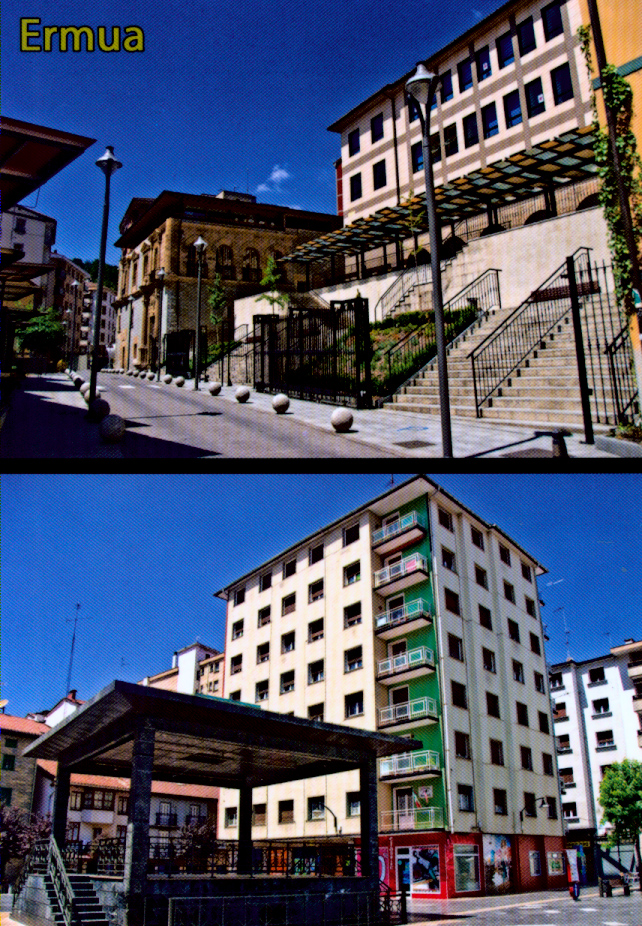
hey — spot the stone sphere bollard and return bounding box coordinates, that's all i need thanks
[162,374,173,384]
[88,398,110,421]
[209,382,222,396]
[147,372,155,381]
[272,393,290,414]
[175,376,185,387]
[126,369,134,376]
[80,382,91,396]
[99,414,126,443]
[73,376,84,389]
[133,370,140,377]
[331,407,353,433]
[235,386,250,403]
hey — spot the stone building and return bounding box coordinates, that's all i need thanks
[0,713,50,812]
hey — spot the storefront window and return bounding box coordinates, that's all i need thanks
[454,844,480,891]
[397,846,440,894]
[529,851,541,876]
[547,851,566,875]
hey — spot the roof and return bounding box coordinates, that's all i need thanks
[36,761,218,799]
[0,117,96,210]
[214,473,547,598]
[0,714,50,736]
[25,680,420,790]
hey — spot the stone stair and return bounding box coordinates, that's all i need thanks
[14,871,110,926]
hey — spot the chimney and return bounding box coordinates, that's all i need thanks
[68,689,77,701]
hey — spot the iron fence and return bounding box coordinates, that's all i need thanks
[169,890,376,926]
[253,297,372,407]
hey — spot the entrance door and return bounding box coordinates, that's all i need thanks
[395,788,415,831]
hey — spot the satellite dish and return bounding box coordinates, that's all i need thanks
[0,699,8,709]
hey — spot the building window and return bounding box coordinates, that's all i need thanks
[497,31,515,68]
[551,63,574,103]
[455,731,471,759]
[344,561,361,585]
[442,547,457,572]
[344,602,362,627]
[408,98,420,122]
[475,565,488,588]
[479,605,492,630]
[253,803,267,826]
[1,755,15,771]
[517,16,537,55]
[476,46,492,81]
[69,791,83,810]
[490,739,504,765]
[444,124,459,156]
[255,680,269,702]
[308,659,324,684]
[83,790,114,811]
[498,543,511,566]
[521,562,532,582]
[449,634,464,661]
[309,579,324,603]
[494,789,508,815]
[440,70,454,102]
[563,801,577,820]
[230,654,242,675]
[596,729,615,747]
[283,558,296,578]
[513,660,524,683]
[550,671,563,689]
[482,647,496,673]
[539,710,550,734]
[534,671,546,693]
[343,523,360,546]
[452,681,468,709]
[308,703,324,722]
[346,792,361,817]
[348,129,360,156]
[308,796,325,821]
[411,141,423,173]
[373,160,387,190]
[521,746,533,770]
[508,618,520,642]
[542,752,554,776]
[281,631,296,654]
[258,605,271,627]
[309,618,324,642]
[589,666,606,684]
[593,698,610,715]
[557,734,571,752]
[525,77,546,117]
[530,632,541,655]
[431,132,442,163]
[456,846,480,890]
[458,784,474,812]
[542,1,564,40]
[345,691,364,718]
[309,543,324,565]
[445,588,461,615]
[438,507,453,531]
[259,572,272,591]
[282,593,296,616]
[523,792,537,818]
[233,587,245,606]
[504,581,516,604]
[487,691,500,717]
[257,642,270,664]
[516,701,529,727]
[371,112,384,142]
[280,670,295,694]
[0,788,11,805]
[232,619,244,640]
[350,173,362,201]
[278,800,294,824]
[503,89,523,128]
[458,58,473,92]
[546,796,558,819]
[463,112,479,148]
[526,597,537,618]
[345,646,363,673]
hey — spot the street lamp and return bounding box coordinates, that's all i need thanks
[156,267,166,381]
[127,295,134,371]
[70,280,80,372]
[519,797,548,828]
[89,146,122,404]
[193,236,207,390]
[405,63,453,458]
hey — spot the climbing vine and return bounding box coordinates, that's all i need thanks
[577,24,642,315]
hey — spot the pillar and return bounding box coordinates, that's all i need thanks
[124,718,155,921]
[237,785,253,875]
[359,756,378,877]
[51,767,71,847]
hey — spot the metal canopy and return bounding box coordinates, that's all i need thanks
[285,127,596,262]
[24,680,421,789]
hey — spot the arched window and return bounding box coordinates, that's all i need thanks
[186,244,209,278]
[242,248,261,283]
[216,245,235,280]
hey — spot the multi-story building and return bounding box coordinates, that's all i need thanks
[549,639,642,878]
[113,190,342,375]
[0,713,50,812]
[84,282,117,365]
[140,640,225,697]
[611,638,642,749]
[213,475,565,898]
[48,252,91,364]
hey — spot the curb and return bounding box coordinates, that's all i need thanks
[595,435,642,457]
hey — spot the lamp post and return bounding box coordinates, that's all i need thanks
[70,281,80,372]
[156,267,166,381]
[519,797,548,830]
[405,63,453,458]
[193,236,207,390]
[127,295,134,370]
[89,146,122,403]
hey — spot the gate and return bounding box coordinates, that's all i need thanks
[163,328,208,378]
[253,297,372,407]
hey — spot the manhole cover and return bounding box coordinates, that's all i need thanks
[394,440,435,449]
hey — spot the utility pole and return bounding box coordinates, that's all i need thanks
[65,603,83,697]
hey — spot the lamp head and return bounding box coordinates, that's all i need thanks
[405,63,436,107]
[96,146,123,176]
[194,236,207,254]
[157,267,166,282]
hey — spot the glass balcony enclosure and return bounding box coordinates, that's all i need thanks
[374,598,432,639]
[377,646,435,683]
[373,553,429,596]
[380,806,445,831]
[379,750,441,780]
[371,512,427,556]
[378,696,438,730]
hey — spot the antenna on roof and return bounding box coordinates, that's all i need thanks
[388,474,395,487]
[65,603,88,699]
[555,606,571,660]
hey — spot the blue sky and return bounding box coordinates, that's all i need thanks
[4,0,506,264]
[1,473,640,719]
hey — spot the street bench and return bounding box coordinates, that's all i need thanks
[600,874,639,896]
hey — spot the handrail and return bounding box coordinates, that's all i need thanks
[374,263,432,322]
[48,837,77,926]
[604,323,639,422]
[12,838,49,903]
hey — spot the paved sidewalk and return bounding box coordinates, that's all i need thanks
[0,373,617,459]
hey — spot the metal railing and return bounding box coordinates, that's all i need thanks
[378,697,437,727]
[373,553,429,589]
[374,598,432,632]
[379,750,440,779]
[605,323,639,423]
[49,838,77,926]
[377,646,434,678]
[374,263,432,322]
[380,806,444,831]
[12,838,49,903]
[371,511,426,546]
[169,890,376,926]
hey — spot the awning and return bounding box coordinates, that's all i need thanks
[284,126,597,262]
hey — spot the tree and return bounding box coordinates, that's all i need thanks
[599,759,642,876]
[71,258,119,292]
[207,273,228,328]
[0,805,51,886]
[16,308,65,358]
[256,256,288,314]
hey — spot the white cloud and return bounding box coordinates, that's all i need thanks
[256,164,291,196]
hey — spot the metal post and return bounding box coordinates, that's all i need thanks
[127,297,134,370]
[566,255,595,443]
[156,270,165,381]
[194,255,203,389]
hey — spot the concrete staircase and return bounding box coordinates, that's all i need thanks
[13,867,110,926]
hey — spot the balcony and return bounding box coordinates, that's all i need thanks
[371,512,427,557]
[380,806,445,832]
[627,660,642,682]
[374,598,432,639]
[155,812,178,827]
[373,553,430,596]
[379,750,441,781]
[185,814,208,826]
[378,697,438,731]
[633,696,642,714]
[377,646,435,684]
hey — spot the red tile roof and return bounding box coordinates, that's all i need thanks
[1,714,50,736]
[36,761,218,799]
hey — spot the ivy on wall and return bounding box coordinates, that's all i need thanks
[578,24,642,315]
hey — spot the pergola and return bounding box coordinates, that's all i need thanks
[25,681,421,922]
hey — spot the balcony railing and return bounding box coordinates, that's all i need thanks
[373,553,429,590]
[377,646,434,679]
[380,806,444,831]
[155,812,178,827]
[379,750,440,780]
[378,697,438,728]
[371,512,426,550]
[374,599,432,634]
